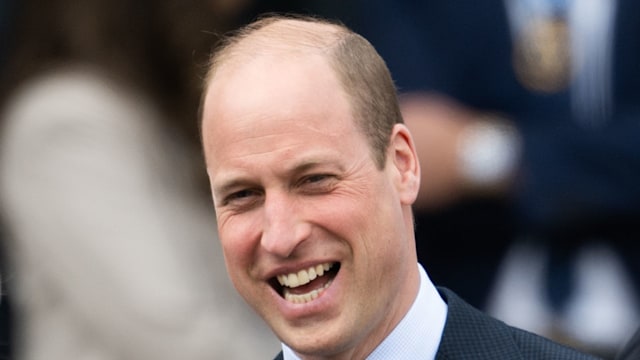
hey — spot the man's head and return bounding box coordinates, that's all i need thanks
[201,15,421,359]
[204,15,403,168]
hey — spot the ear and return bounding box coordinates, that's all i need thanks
[388,124,421,205]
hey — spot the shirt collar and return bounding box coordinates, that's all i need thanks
[283,263,448,360]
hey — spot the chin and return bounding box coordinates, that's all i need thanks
[279,323,356,359]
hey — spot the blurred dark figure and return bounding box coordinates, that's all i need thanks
[0,0,279,359]
[0,0,16,70]
[1,226,12,360]
[305,0,640,357]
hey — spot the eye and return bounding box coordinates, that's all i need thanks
[221,189,262,209]
[304,174,331,184]
[298,174,337,193]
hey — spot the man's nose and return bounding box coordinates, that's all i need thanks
[260,192,310,258]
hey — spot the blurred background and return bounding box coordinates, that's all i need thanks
[1,1,639,359]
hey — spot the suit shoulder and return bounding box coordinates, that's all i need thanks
[436,288,602,360]
[509,327,602,360]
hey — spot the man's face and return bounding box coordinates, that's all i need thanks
[202,52,419,358]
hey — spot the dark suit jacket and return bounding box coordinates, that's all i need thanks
[272,288,600,359]
[435,288,600,359]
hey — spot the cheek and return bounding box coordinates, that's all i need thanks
[218,214,261,273]
[345,185,403,263]
[313,195,376,251]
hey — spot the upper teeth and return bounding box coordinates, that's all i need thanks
[277,262,333,288]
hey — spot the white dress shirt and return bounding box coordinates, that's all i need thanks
[283,263,448,360]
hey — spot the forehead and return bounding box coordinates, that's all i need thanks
[201,52,365,174]
[204,51,345,119]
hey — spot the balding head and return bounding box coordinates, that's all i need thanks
[206,17,344,81]
[203,15,403,168]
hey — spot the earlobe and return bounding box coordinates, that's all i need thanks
[389,124,421,205]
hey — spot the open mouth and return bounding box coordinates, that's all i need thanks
[270,262,340,304]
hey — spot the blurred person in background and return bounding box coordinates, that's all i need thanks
[0,0,279,359]
[307,0,640,357]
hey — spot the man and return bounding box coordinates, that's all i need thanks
[200,14,600,359]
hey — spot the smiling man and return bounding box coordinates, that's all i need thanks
[200,15,600,360]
